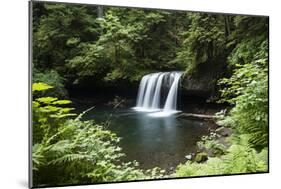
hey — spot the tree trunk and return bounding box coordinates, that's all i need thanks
[224,15,231,37]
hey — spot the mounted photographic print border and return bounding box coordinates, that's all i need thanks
[29,0,269,188]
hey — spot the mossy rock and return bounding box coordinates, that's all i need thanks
[195,152,208,163]
[216,127,232,137]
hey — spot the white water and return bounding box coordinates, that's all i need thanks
[133,71,183,117]
[164,72,182,111]
[142,73,160,109]
[136,75,149,107]
[151,73,166,109]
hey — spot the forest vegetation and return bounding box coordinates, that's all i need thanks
[31,2,268,187]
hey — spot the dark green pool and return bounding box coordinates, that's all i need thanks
[79,106,212,170]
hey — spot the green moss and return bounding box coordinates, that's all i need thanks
[194,152,208,163]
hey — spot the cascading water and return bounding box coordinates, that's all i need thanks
[151,73,166,109]
[133,71,183,116]
[136,75,149,107]
[163,72,182,111]
[142,73,160,109]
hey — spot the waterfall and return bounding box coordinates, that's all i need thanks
[136,75,149,107]
[163,72,182,111]
[133,71,183,116]
[142,73,160,109]
[151,73,166,109]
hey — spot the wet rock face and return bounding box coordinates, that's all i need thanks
[179,55,228,99]
[181,73,216,98]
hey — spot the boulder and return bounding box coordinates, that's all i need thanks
[185,154,192,160]
[216,127,233,137]
[194,152,208,163]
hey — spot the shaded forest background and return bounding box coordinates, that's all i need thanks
[33,3,267,98]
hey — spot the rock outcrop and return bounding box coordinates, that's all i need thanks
[181,73,216,98]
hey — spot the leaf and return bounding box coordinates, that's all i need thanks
[32,101,40,108]
[50,113,77,119]
[38,105,60,113]
[36,97,58,104]
[32,82,53,92]
[66,37,80,45]
[59,107,75,113]
[52,100,72,105]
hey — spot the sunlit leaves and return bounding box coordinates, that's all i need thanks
[36,97,58,104]
[32,82,53,92]
[32,101,40,108]
[52,100,72,105]
[33,69,68,98]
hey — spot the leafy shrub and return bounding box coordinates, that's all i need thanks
[218,40,268,148]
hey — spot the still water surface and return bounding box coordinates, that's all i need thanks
[80,107,211,170]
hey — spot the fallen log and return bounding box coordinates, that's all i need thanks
[178,113,217,119]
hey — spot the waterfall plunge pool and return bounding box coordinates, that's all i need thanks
[76,105,216,171]
[72,71,218,171]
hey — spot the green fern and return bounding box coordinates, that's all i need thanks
[175,143,268,177]
[32,83,164,186]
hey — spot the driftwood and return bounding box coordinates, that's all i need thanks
[113,99,125,109]
[178,113,217,119]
